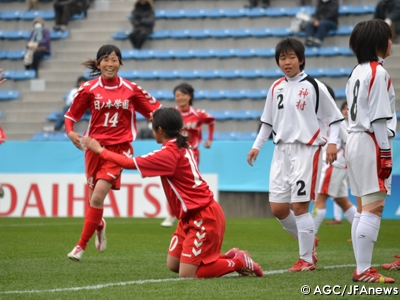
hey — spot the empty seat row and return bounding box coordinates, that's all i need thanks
[120,46,353,60]
[0,49,51,60]
[151,5,374,19]
[0,10,85,21]
[1,70,36,80]
[0,29,68,40]
[113,25,354,40]
[84,67,352,81]
[30,130,259,141]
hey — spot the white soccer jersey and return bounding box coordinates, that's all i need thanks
[345,61,395,134]
[322,120,348,168]
[261,72,343,145]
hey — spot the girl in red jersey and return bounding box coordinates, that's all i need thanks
[161,82,216,227]
[82,107,263,278]
[65,44,161,261]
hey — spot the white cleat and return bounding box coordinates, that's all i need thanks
[161,216,177,227]
[95,218,107,252]
[68,246,85,261]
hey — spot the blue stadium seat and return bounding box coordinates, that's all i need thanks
[1,10,23,20]
[6,30,30,40]
[305,47,320,57]
[185,9,207,19]
[194,89,209,99]
[112,29,129,40]
[71,11,85,20]
[227,89,251,99]
[196,48,219,59]
[121,49,139,59]
[339,46,354,56]
[338,5,352,15]
[218,48,238,58]
[271,27,292,37]
[135,49,158,60]
[20,10,44,20]
[42,10,55,20]
[233,110,262,120]
[202,69,223,79]
[251,28,273,37]
[141,70,162,80]
[236,48,259,58]
[118,70,142,80]
[154,9,167,19]
[13,70,36,80]
[0,90,19,100]
[224,8,247,18]
[159,69,181,80]
[205,8,227,18]
[0,50,9,59]
[306,68,328,78]
[266,7,289,17]
[7,49,25,60]
[257,48,275,58]
[208,90,229,100]
[221,69,244,79]
[0,30,6,39]
[163,9,187,19]
[150,90,174,101]
[351,4,375,15]
[50,30,68,39]
[246,7,268,18]
[188,28,213,39]
[325,67,352,77]
[136,113,146,121]
[231,28,254,38]
[156,49,176,59]
[1,70,15,79]
[174,49,196,59]
[319,46,342,57]
[212,110,234,120]
[334,88,346,99]
[210,28,233,38]
[242,69,267,79]
[180,69,203,79]
[170,29,192,39]
[149,29,172,39]
[264,68,284,78]
[248,89,268,99]
[336,25,354,36]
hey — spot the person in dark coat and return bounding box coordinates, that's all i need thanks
[374,0,400,43]
[128,0,155,50]
[53,0,86,31]
[304,0,339,47]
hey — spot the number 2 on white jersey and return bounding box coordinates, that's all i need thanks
[103,112,119,127]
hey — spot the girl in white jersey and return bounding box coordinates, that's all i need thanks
[345,19,396,283]
[247,37,343,272]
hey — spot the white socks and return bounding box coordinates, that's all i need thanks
[355,212,381,274]
[312,208,326,234]
[295,213,315,264]
[277,210,298,240]
[333,202,343,221]
[344,205,356,224]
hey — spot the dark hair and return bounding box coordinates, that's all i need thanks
[152,108,188,148]
[275,38,306,71]
[82,45,123,78]
[349,19,392,64]
[173,82,195,106]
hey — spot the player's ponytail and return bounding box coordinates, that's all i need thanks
[152,108,189,148]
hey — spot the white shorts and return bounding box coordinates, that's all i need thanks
[345,132,391,197]
[269,143,321,203]
[317,163,348,198]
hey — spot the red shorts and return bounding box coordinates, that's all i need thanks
[85,142,133,190]
[168,201,225,266]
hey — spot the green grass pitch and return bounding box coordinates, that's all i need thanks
[0,218,399,299]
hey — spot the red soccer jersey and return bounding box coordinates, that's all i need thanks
[65,76,161,145]
[134,139,215,220]
[177,106,215,150]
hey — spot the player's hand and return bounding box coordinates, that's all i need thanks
[379,149,392,179]
[67,131,84,150]
[247,148,259,166]
[82,136,103,154]
[325,143,337,164]
[204,139,211,148]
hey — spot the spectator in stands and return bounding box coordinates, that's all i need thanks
[374,0,400,43]
[26,0,39,11]
[128,0,155,50]
[304,0,339,47]
[24,17,51,78]
[53,0,86,31]
[43,76,86,132]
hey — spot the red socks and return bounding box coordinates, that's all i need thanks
[77,206,103,250]
[196,258,242,278]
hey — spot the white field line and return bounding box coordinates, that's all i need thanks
[0,220,151,227]
[0,263,374,295]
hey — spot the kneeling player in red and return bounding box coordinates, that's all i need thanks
[82,107,263,278]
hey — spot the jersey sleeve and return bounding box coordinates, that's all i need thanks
[101,148,136,169]
[134,146,178,178]
[129,82,161,120]
[260,86,274,126]
[368,67,393,123]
